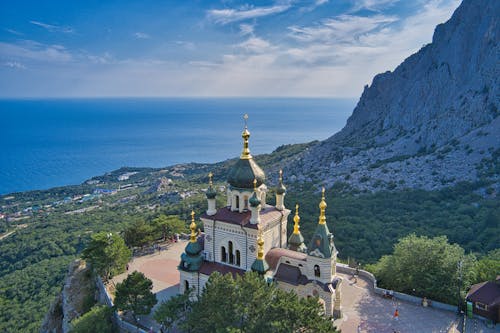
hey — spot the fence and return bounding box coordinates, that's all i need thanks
[336,263,456,312]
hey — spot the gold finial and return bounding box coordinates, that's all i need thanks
[253,178,257,191]
[240,114,252,160]
[208,172,213,186]
[293,203,301,235]
[257,227,265,260]
[189,210,197,243]
[318,187,327,225]
[279,169,283,181]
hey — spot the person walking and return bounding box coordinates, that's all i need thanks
[393,308,399,321]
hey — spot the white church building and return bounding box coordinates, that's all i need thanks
[178,117,342,318]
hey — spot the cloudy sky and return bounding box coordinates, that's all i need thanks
[0,0,460,98]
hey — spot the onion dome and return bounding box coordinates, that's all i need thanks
[206,172,217,199]
[249,179,261,207]
[227,115,266,189]
[308,188,336,258]
[276,169,286,194]
[179,211,203,271]
[288,204,307,253]
[251,229,269,274]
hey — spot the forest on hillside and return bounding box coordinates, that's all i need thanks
[0,179,498,332]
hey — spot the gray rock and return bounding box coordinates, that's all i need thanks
[287,0,499,192]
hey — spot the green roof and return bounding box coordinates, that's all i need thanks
[227,158,265,189]
[308,223,335,258]
[206,185,217,199]
[288,233,307,253]
[251,258,269,274]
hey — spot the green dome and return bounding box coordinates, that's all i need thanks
[206,185,217,199]
[276,180,286,194]
[179,252,203,272]
[185,240,202,256]
[249,191,261,207]
[227,158,265,189]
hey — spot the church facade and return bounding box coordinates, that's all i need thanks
[178,118,342,318]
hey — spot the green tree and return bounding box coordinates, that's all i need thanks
[151,214,186,241]
[473,249,500,283]
[123,219,155,248]
[82,232,131,281]
[114,271,157,322]
[70,305,115,333]
[165,272,338,333]
[371,234,476,304]
[154,290,192,332]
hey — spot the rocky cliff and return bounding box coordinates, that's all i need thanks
[287,0,499,192]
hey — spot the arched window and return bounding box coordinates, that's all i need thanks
[236,250,241,266]
[228,241,234,264]
[243,196,249,210]
[184,280,189,291]
[221,246,227,262]
[235,196,240,209]
[314,265,321,277]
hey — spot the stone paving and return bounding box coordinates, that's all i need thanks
[110,241,500,333]
[335,274,460,332]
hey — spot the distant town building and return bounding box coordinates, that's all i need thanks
[178,117,342,318]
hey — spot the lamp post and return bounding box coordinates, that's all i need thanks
[457,259,463,313]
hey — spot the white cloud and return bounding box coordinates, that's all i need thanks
[238,37,274,53]
[175,40,196,50]
[30,20,74,33]
[3,61,26,69]
[350,0,400,12]
[5,28,24,36]
[0,40,73,63]
[288,14,398,43]
[133,32,151,39]
[207,4,291,24]
[239,23,255,36]
[1,0,462,98]
[86,52,114,64]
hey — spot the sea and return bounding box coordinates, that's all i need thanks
[0,98,356,195]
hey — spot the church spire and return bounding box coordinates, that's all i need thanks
[189,210,197,243]
[308,188,335,258]
[178,210,203,272]
[318,187,327,225]
[288,204,307,253]
[240,114,251,160]
[275,169,286,211]
[249,179,261,224]
[206,172,217,215]
[251,227,269,274]
[293,204,301,234]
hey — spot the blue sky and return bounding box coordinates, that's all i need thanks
[0,0,460,97]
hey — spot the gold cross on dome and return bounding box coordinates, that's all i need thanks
[243,114,249,128]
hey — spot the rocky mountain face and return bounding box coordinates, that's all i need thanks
[286,0,499,192]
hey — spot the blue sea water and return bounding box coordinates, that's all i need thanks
[0,98,356,194]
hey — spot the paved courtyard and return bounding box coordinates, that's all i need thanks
[111,241,499,333]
